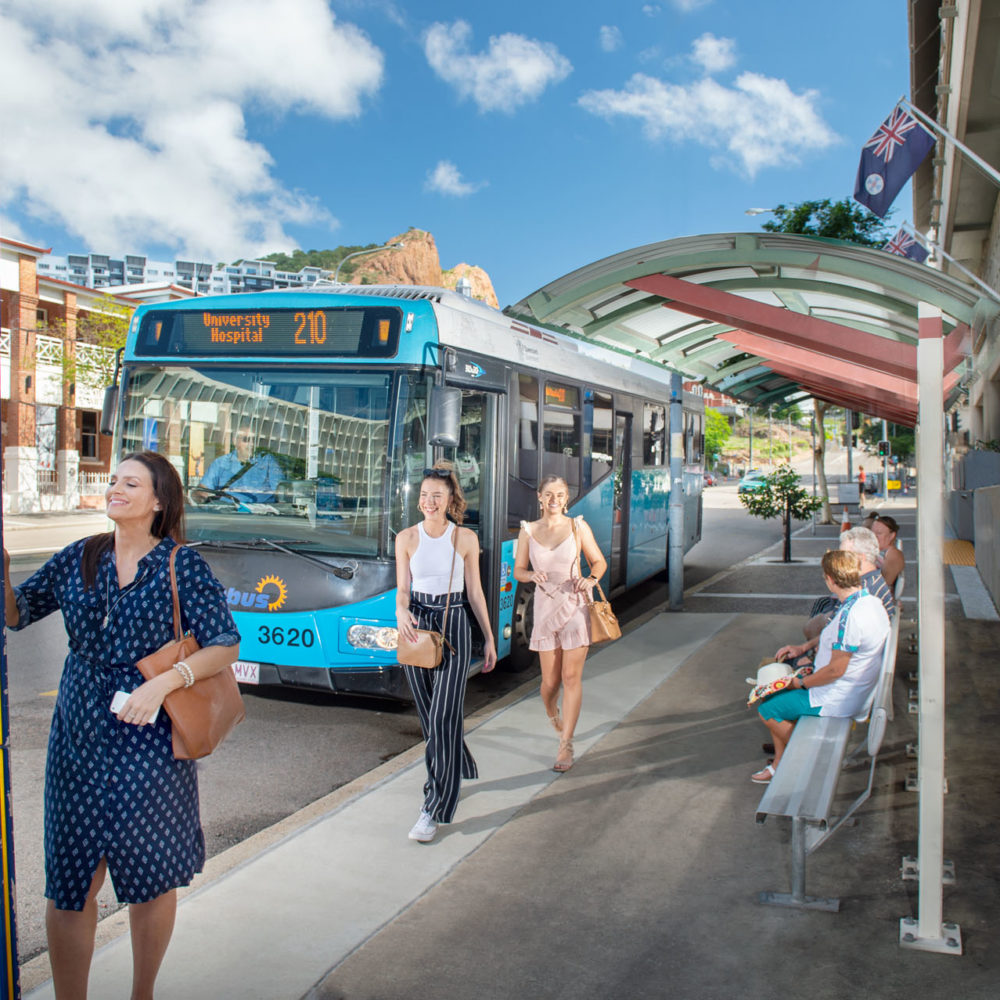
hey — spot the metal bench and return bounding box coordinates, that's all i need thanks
[755,606,901,911]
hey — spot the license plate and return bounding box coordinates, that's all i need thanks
[231,660,260,685]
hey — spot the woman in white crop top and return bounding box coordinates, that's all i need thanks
[394,461,497,843]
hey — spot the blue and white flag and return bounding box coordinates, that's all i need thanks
[853,105,936,218]
[883,227,929,263]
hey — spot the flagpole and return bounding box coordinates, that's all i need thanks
[904,224,1000,304]
[900,97,1000,190]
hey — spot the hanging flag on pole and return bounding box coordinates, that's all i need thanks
[883,227,929,263]
[853,104,936,217]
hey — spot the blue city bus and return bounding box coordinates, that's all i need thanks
[102,285,703,696]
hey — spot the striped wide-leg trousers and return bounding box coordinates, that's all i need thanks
[402,591,478,823]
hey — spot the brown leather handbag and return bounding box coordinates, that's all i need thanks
[136,546,246,759]
[396,527,459,669]
[585,581,622,644]
[569,517,621,645]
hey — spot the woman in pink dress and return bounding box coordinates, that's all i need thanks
[513,475,607,772]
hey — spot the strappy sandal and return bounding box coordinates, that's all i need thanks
[553,738,574,772]
[751,763,775,784]
[548,712,563,733]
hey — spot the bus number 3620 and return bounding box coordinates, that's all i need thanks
[257,625,315,647]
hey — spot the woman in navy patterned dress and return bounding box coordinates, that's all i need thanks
[3,452,240,999]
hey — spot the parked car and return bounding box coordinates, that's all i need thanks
[737,470,768,494]
[703,471,716,487]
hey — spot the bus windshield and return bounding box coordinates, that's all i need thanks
[119,365,424,557]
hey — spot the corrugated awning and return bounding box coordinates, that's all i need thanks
[508,232,997,426]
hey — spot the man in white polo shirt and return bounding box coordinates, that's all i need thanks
[752,549,890,784]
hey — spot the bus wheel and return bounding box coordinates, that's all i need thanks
[505,583,537,673]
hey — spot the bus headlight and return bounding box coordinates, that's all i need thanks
[347,624,399,650]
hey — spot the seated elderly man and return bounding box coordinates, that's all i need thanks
[791,526,895,660]
[753,549,890,784]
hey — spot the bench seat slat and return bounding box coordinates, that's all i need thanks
[755,716,852,823]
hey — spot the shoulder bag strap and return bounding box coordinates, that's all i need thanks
[440,525,459,637]
[168,545,183,642]
[569,516,583,580]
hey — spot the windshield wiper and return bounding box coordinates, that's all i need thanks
[192,538,357,579]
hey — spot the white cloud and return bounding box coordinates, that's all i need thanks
[0,0,385,260]
[578,72,839,177]
[423,20,572,114]
[599,26,624,53]
[691,33,736,73]
[670,0,713,11]
[425,161,487,198]
[642,4,662,15]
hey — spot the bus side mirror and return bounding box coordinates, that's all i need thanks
[100,385,119,436]
[428,386,461,447]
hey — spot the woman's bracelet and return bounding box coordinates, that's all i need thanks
[173,660,195,688]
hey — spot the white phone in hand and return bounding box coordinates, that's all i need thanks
[110,690,160,724]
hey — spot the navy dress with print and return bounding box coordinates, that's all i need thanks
[12,536,240,910]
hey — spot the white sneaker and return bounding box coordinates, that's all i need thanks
[408,810,438,843]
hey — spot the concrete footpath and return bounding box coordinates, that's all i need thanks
[14,504,1000,999]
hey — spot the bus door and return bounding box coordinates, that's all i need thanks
[610,412,632,591]
[445,389,500,658]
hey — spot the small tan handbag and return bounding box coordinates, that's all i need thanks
[569,517,621,645]
[585,581,622,644]
[396,527,459,669]
[136,546,246,759]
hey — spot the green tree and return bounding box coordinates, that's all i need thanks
[739,464,823,562]
[704,408,730,468]
[48,296,133,391]
[760,198,892,247]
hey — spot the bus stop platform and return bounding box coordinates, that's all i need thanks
[19,508,1000,999]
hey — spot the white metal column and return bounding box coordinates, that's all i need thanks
[899,302,961,954]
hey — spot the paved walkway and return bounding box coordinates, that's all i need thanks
[15,501,1000,998]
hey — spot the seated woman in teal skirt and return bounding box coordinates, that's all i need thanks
[752,549,890,784]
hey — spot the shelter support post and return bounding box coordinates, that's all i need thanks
[1,505,21,998]
[900,302,961,955]
[883,419,890,501]
[668,373,684,609]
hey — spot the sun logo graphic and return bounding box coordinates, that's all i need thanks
[255,574,288,611]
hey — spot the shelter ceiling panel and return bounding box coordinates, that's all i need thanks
[509,232,987,413]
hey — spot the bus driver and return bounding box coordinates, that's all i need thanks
[191,422,284,504]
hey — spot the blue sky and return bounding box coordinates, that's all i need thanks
[0,0,910,305]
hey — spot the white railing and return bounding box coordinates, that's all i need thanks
[35,334,63,364]
[37,469,58,494]
[78,471,108,494]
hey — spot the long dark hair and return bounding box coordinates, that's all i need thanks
[421,459,466,525]
[81,451,186,588]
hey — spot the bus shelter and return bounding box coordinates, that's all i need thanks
[508,231,997,954]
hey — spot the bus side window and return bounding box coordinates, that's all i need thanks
[542,381,581,498]
[643,402,666,466]
[583,390,613,489]
[508,373,539,528]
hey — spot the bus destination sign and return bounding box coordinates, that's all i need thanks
[135,306,401,358]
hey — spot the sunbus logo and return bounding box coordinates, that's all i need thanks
[226,574,288,612]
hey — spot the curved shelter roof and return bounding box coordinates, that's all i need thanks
[508,233,997,426]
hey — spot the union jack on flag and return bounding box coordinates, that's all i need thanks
[853,103,936,218]
[864,108,925,163]
[883,227,929,264]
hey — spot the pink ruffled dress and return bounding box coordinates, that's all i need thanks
[523,518,592,652]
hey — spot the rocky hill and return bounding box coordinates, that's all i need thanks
[342,228,498,308]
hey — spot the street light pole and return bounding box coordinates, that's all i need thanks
[334,242,405,283]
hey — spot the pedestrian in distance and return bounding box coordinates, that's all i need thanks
[514,474,608,772]
[2,451,240,1000]
[394,461,497,844]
